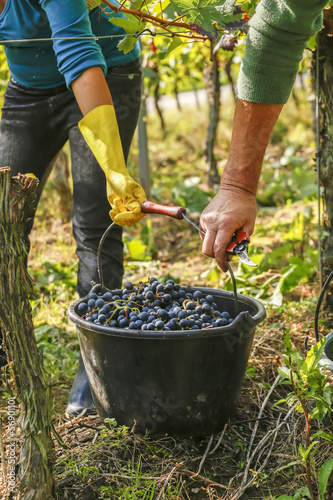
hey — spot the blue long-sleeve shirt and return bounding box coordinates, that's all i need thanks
[0,0,140,88]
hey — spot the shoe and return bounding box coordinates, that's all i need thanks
[66,355,96,416]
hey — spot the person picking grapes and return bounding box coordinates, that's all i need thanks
[0,0,146,415]
[199,0,327,272]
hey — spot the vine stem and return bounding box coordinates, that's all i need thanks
[102,0,192,29]
[289,359,315,500]
[93,0,214,41]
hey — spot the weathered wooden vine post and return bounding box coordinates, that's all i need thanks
[0,167,55,499]
[203,51,221,188]
[314,9,333,305]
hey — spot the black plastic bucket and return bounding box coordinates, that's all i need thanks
[67,286,266,437]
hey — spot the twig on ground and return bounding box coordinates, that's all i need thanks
[182,469,228,489]
[228,413,282,500]
[156,463,181,500]
[92,432,99,445]
[246,374,281,463]
[197,434,214,475]
[209,424,228,456]
[226,407,295,500]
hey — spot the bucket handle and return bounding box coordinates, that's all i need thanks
[96,221,240,317]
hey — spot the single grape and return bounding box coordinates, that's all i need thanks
[78,302,88,312]
[202,303,211,313]
[119,318,129,328]
[138,312,148,321]
[185,301,195,311]
[99,314,107,324]
[177,310,187,319]
[95,298,105,308]
[216,318,228,327]
[158,309,168,320]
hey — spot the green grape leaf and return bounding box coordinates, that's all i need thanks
[169,0,237,36]
[159,37,184,59]
[300,337,326,382]
[152,0,170,15]
[117,36,138,54]
[277,366,292,381]
[215,0,241,25]
[108,13,145,34]
[319,459,333,500]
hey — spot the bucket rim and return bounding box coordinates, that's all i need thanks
[67,287,266,340]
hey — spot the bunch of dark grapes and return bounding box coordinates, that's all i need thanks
[77,278,233,331]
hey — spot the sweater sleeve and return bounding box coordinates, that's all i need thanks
[237,0,326,104]
[39,0,107,88]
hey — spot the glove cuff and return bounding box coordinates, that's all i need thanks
[78,105,127,174]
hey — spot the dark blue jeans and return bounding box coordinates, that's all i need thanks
[0,59,142,297]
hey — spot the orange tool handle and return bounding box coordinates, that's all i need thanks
[141,201,186,220]
[226,230,249,253]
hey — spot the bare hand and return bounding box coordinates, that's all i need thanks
[200,188,257,272]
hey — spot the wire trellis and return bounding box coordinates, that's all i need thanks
[0,27,207,44]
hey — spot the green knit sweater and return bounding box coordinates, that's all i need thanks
[237,0,327,104]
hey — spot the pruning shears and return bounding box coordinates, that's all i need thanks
[225,230,257,268]
[141,201,257,268]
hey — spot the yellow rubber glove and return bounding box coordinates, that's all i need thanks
[78,104,147,226]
